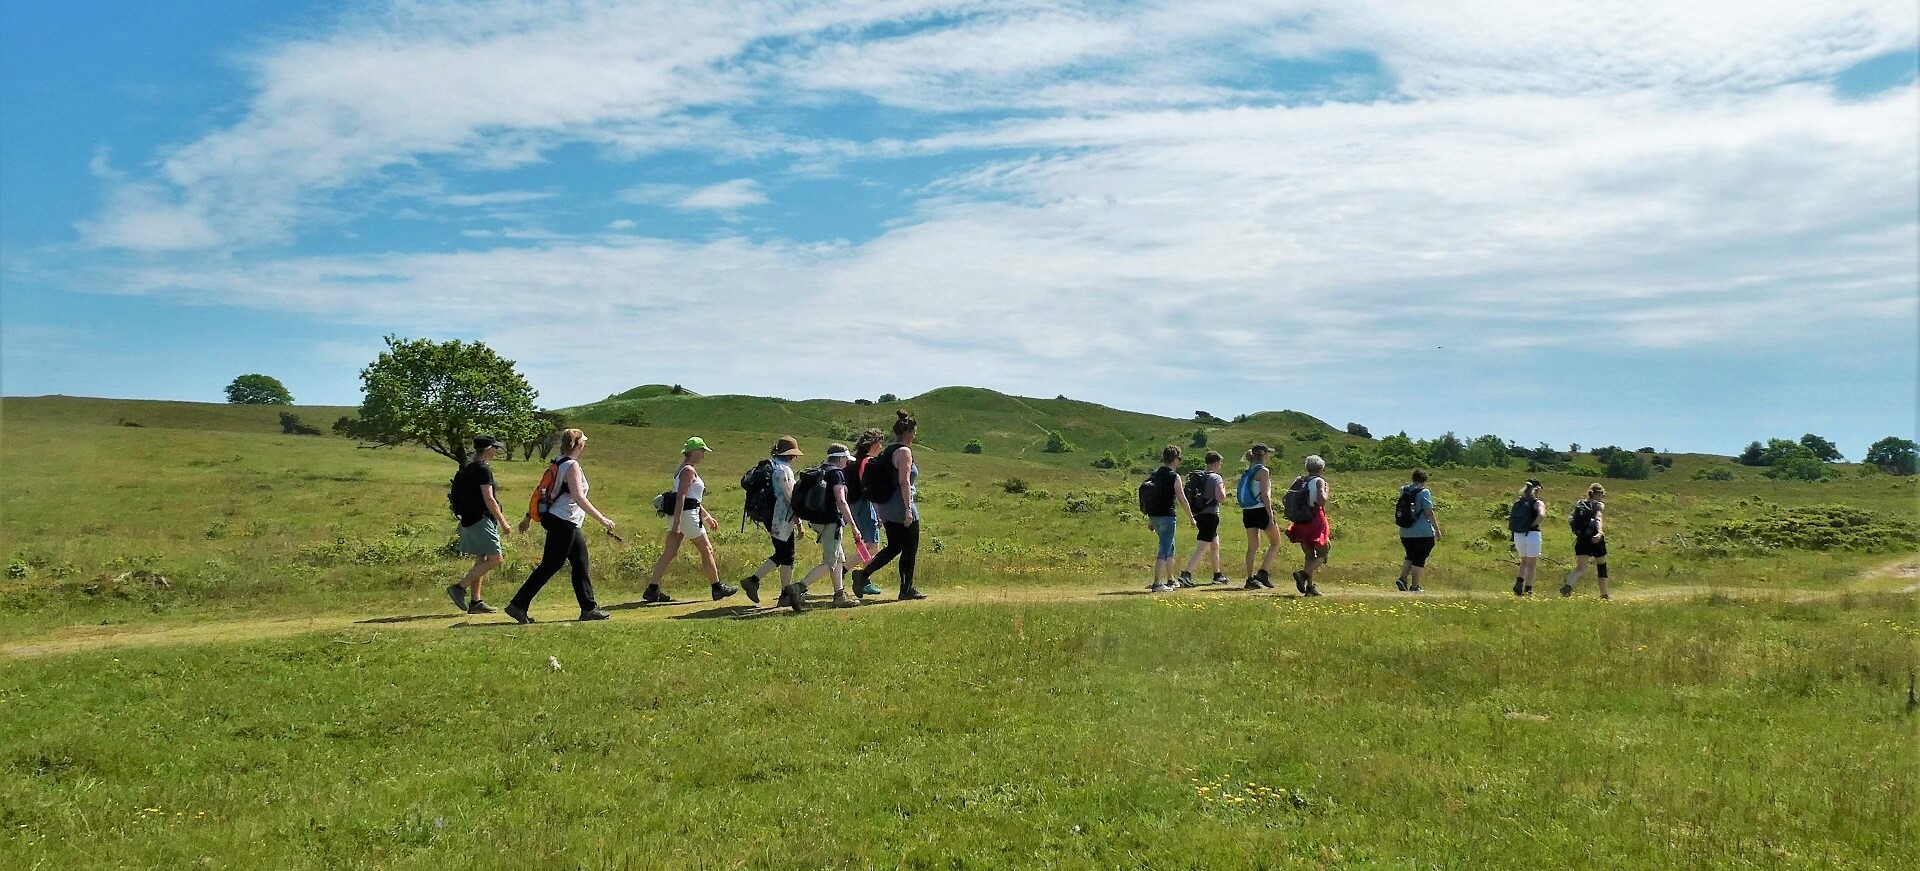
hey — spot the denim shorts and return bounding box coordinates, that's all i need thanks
[1149,515,1178,560]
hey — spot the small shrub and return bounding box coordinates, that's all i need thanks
[854,398,873,406]
[1092,451,1120,470]
[1693,467,1735,481]
[1063,495,1097,514]
[999,477,1028,494]
[279,412,322,435]
[612,410,649,427]
[963,438,983,454]
[1044,431,1076,453]
[1764,457,1825,481]
[1346,422,1371,438]
[118,419,144,428]
[827,420,860,441]
[1695,505,1919,553]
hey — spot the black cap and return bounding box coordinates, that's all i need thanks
[474,435,505,451]
[1525,479,1542,488]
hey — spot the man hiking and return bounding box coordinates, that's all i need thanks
[448,435,511,614]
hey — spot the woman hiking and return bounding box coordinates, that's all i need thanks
[844,428,886,598]
[1509,479,1546,596]
[1178,451,1232,587]
[642,436,737,604]
[1394,469,1439,593]
[794,442,865,609]
[1562,483,1611,599]
[738,436,806,611]
[504,428,614,624]
[1144,444,1196,592]
[1284,454,1330,597]
[852,410,927,601]
[1237,444,1281,589]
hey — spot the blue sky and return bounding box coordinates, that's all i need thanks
[2,0,1916,458]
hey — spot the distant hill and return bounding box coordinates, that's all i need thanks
[563,383,1357,465]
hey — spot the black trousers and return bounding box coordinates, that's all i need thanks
[863,520,920,588]
[509,514,597,612]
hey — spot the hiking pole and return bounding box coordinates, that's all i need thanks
[605,529,625,544]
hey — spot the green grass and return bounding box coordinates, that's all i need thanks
[2,393,1916,868]
[3,595,1915,868]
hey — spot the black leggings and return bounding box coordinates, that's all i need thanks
[863,520,920,588]
[509,514,597,612]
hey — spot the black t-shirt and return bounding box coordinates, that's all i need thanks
[453,460,498,526]
[824,467,848,499]
[1147,467,1179,517]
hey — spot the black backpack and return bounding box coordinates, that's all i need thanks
[1184,470,1216,511]
[1394,485,1423,529]
[1507,496,1540,533]
[1281,475,1318,523]
[791,465,840,524]
[1137,468,1177,517]
[446,474,463,521]
[863,445,904,505]
[1569,500,1599,537]
[740,460,776,527]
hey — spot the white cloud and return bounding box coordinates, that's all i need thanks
[620,179,769,212]
[607,219,637,230]
[439,190,555,207]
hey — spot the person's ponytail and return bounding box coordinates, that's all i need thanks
[892,409,917,439]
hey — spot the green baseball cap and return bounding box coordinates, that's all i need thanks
[683,436,713,453]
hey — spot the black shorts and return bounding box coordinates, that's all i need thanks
[1241,507,1272,530]
[1400,536,1436,568]
[1196,513,1220,543]
[1574,536,1608,558]
[768,532,797,567]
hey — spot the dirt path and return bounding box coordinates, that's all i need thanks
[6,558,1915,660]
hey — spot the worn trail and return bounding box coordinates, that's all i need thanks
[6,558,1914,660]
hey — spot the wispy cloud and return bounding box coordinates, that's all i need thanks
[620,179,768,212]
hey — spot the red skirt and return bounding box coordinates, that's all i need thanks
[1286,509,1330,547]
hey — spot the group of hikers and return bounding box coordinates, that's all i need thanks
[443,411,926,622]
[442,415,1614,623]
[1134,443,1612,599]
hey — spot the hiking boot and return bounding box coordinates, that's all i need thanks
[642,585,672,604]
[1244,578,1263,590]
[1304,582,1322,597]
[1212,574,1232,585]
[775,586,792,608]
[1513,579,1526,597]
[1407,583,1423,593]
[710,582,738,601]
[579,608,611,621]
[1600,593,1611,600]
[1149,581,1172,592]
[1256,568,1275,589]
[1292,570,1307,594]
[446,584,469,613]
[504,604,534,625]
[899,586,928,601]
[466,600,498,614]
[857,581,883,598]
[783,584,806,613]
[1176,573,1196,588]
[1395,578,1409,592]
[1559,583,1574,597]
[833,590,859,608]
[741,576,761,604]
[849,567,867,588]
[1522,584,1533,596]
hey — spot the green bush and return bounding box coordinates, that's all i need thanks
[1092,451,1120,470]
[1692,467,1735,481]
[1696,505,1918,552]
[1765,457,1825,481]
[963,438,983,454]
[1044,431,1075,453]
[612,410,649,428]
[998,477,1027,494]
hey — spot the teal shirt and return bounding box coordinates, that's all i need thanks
[1399,485,1436,538]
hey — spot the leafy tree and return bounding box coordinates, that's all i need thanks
[1465,434,1511,468]
[1376,432,1424,468]
[854,399,873,406]
[1737,440,1766,466]
[1761,438,1814,466]
[670,384,688,395]
[1603,451,1650,480]
[1765,457,1826,481]
[225,374,292,405]
[521,410,567,460]
[1044,430,1075,453]
[1865,436,1918,475]
[878,393,899,403]
[1530,442,1560,463]
[1190,428,1209,449]
[1333,444,1376,472]
[1568,443,1580,454]
[345,336,539,465]
[1427,431,1466,466]
[963,438,983,454]
[1798,433,1843,463]
[1345,422,1371,439]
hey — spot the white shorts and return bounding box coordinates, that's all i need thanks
[1512,531,1542,559]
[813,522,845,567]
[669,509,706,541]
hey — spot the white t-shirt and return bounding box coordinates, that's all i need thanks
[548,459,588,526]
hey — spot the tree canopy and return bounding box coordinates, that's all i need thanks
[225,374,292,405]
[1865,437,1917,476]
[341,336,540,465]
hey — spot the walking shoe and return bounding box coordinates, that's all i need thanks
[775,586,792,608]
[1256,568,1275,589]
[741,575,761,604]
[1212,574,1232,585]
[504,604,534,625]
[833,590,859,608]
[1559,583,1574,597]
[466,600,498,614]
[1599,593,1611,600]
[1407,583,1423,593]
[1513,578,1526,597]
[1292,570,1308,595]
[849,567,867,588]
[1395,578,1409,592]
[857,581,883,598]
[1523,584,1533,596]
[1149,581,1172,592]
[446,584,469,613]
[1303,582,1322,597]
[710,582,739,601]
[783,584,806,613]
[579,608,611,621]
[1244,578,1263,590]
[1176,572,1196,588]
[899,586,928,601]
[642,585,673,603]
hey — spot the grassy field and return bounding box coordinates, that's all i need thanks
[2,392,1917,868]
